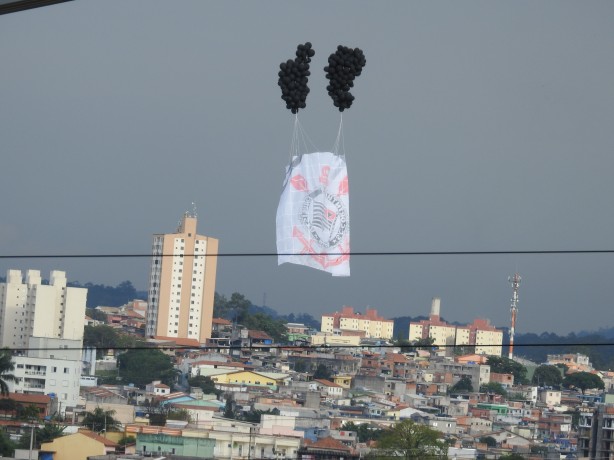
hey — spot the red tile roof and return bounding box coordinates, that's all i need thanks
[152,336,201,347]
[1,393,50,404]
[78,429,119,447]
[212,318,232,325]
[248,330,273,340]
[304,436,351,453]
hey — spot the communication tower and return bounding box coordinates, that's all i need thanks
[508,273,521,360]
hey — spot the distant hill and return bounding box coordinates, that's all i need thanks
[68,280,147,308]
[248,304,321,330]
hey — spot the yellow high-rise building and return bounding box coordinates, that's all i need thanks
[146,212,218,343]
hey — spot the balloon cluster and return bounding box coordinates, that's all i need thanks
[278,42,315,114]
[324,45,366,112]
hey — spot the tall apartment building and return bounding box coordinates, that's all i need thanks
[578,404,614,459]
[0,269,87,412]
[0,269,86,348]
[321,306,394,340]
[146,212,218,343]
[408,297,503,356]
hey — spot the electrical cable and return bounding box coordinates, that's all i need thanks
[2,249,614,259]
[7,342,614,353]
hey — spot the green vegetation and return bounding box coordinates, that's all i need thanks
[498,454,526,460]
[374,419,448,459]
[0,348,15,395]
[341,422,384,442]
[188,375,222,396]
[532,365,563,387]
[81,407,122,432]
[214,292,288,342]
[68,280,143,308]
[118,435,136,446]
[313,364,333,380]
[394,337,436,352]
[515,332,614,371]
[17,423,66,449]
[86,308,108,322]
[479,436,497,447]
[0,430,15,457]
[486,356,528,384]
[480,382,507,396]
[562,371,604,394]
[449,377,473,393]
[84,325,145,358]
[117,348,177,388]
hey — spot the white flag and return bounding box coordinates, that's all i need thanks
[276,151,350,276]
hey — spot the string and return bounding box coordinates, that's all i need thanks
[332,113,345,155]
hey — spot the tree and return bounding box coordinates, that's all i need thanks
[81,407,121,432]
[479,436,497,447]
[413,337,436,350]
[313,364,332,380]
[375,419,448,459]
[117,348,177,388]
[498,454,526,460]
[187,375,221,396]
[0,429,15,457]
[227,292,251,323]
[118,435,136,446]
[293,359,308,373]
[341,422,384,443]
[86,308,108,322]
[450,377,473,393]
[241,408,278,423]
[17,423,66,449]
[83,325,119,356]
[480,382,507,396]
[486,356,528,384]
[17,404,41,421]
[562,372,604,394]
[0,348,15,395]
[532,365,563,387]
[223,393,237,419]
[167,407,191,422]
[242,312,288,343]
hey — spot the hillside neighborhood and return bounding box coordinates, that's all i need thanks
[1,268,614,460]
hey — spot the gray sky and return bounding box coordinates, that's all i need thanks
[1,1,613,335]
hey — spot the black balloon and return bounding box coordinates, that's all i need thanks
[278,42,314,114]
[324,45,366,112]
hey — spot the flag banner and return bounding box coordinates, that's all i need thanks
[276,151,350,276]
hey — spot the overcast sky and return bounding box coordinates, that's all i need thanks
[1,1,613,335]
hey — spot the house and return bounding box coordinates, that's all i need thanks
[145,380,171,397]
[0,393,51,420]
[298,436,360,460]
[332,375,352,389]
[39,430,117,460]
[210,370,289,390]
[310,379,344,398]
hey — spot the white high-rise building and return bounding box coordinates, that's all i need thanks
[0,269,86,348]
[0,269,87,413]
[146,212,219,343]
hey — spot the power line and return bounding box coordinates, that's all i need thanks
[1,249,614,259]
[6,342,614,353]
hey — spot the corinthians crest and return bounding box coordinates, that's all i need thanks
[276,152,350,276]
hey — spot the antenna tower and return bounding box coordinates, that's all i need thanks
[508,273,521,360]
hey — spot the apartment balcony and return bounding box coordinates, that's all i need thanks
[23,383,45,389]
[24,370,46,376]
